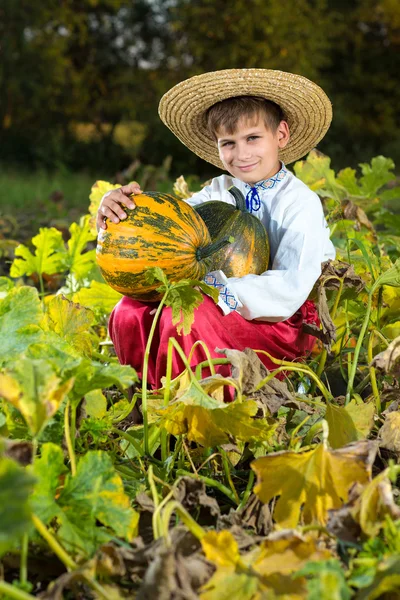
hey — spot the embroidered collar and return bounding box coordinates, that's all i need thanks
[241,163,288,213]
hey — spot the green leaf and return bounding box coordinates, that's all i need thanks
[30,443,67,523]
[295,559,352,600]
[70,360,138,406]
[10,227,66,278]
[326,403,359,449]
[0,358,75,436]
[0,276,14,298]
[372,258,400,292]
[65,215,97,281]
[359,156,395,199]
[59,451,139,541]
[156,378,275,447]
[84,389,107,419]
[336,167,362,196]
[294,151,346,201]
[0,457,36,556]
[72,280,122,315]
[0,286,43,364]
[31,446,139,558]
[41,295,96,356]
[165,282,216,335]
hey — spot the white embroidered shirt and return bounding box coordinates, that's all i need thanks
[185,164,336,322]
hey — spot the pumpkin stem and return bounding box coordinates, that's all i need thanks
[228,186,247,212]
[196,236,233,261]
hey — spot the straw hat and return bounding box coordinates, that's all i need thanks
[158,68,332,168]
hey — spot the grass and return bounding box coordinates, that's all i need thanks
[0,167,99,217]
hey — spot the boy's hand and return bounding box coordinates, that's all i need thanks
[97,182,142,230]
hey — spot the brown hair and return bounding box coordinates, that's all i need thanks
[205,96,285,138]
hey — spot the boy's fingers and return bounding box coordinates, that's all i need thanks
[101,199,129,221]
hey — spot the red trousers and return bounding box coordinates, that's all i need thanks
[108,294,318,389]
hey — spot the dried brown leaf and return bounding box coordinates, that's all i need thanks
[372,336,400,377]
[174,476,220,519]
[379,411,400,454]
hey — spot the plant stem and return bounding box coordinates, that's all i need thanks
[142,289,169,455]
[161,501,206,545]
[237,470,255,511]
[195,358,230,379]
[187,340,216,375]
[0,582,36,600]
[254,363,332,403]
[161,338,175,462]
[31,514,77,571]
[111,427,143,456]
[176,469,238,505]
[368,330,381,415]
[346,293,373,405]
[64,400,77,476]
[220,448,239,504]
[20,533,28,586]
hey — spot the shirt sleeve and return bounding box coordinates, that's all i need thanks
[223,194,334,322]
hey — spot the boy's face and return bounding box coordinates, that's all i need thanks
[216,114,290,185]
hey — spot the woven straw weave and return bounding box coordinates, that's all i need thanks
[158,69,332,167]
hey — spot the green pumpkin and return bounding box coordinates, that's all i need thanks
[196,187,270,278]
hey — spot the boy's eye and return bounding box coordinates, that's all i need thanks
[222,141,234,147]
[248,135,260,142]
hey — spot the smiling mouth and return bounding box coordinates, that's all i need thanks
[237,163,258,170]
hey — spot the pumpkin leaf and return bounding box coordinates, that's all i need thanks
[371,335,400,377]
[41,295,96,356]
[59,451,139,542]
[352,467,400,537]
[72,280,122,315]
[88,180,122,235]
[31,444,139,557]
[145,267,219,335]
[0,358,75,437]
[379,411,400,454]
[372,258,400,292]
[64,215,97,281]
[156,378,275,447]
[326,402,359,449]
[359,156,396,199]
[294,559,352,600]
[0,286,43,364]
[84,389,107,419]
[252,437,377,527]
[0,457,36,556]
[345,399,376,439]
[30,443,67,523]
[10,227,66,278]
[70,359,138,406]
[200,529,332,600]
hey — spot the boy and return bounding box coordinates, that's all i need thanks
[98,69,335,388]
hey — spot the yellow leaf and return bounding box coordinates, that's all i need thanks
[326,399,375,448]
[200,529,331,600]
[41,295,96,356]
[252,530,331,576]
[252,438,377,527]
[326,403,359,449]
[156,379,275,447]
[88,180,121,235]
[352,468,400,537]
[379,411,400,453]
[345,398,375,438]
[0,362,74,436]
[201,531,240,567]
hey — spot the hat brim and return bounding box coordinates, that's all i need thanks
[158,69,332,167]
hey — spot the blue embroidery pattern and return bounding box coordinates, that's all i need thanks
[204,274,238,311]
[244,163,288,213]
